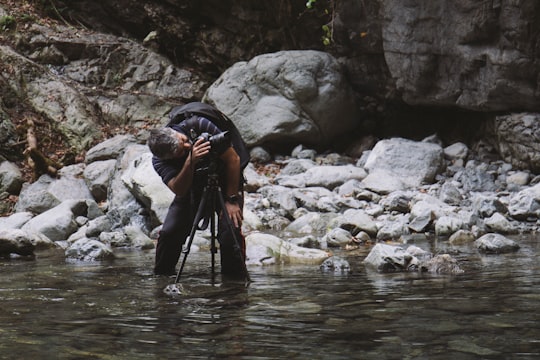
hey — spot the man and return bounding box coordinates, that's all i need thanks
[147,105,246,278]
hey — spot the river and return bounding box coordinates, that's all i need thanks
[1,235,539,359]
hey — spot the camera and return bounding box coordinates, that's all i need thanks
[189,129,231,167]
[188,130,231,175]
[193,131,231,155]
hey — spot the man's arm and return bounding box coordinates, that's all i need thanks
[220,146,243,228]
[167,138,210,196]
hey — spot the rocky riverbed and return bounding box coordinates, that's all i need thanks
[1,132,536,275]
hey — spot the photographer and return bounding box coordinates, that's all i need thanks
[147,107,245,278]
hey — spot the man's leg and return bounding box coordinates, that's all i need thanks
[154,196,191,275]
[218,194,246,278]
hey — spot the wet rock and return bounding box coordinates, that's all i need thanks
[65,238,115,261]
[420,254,464,274]
[324,227,354,248]
[474,233,520,254]
[0,229,36,256]
[245,232,329,266]
[448,230,476,245]
[363,243,417,272]
[320,256,351,273]
[123,225,155,249]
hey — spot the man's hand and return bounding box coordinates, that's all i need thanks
[225,201,243,228]
[190,138,211,165]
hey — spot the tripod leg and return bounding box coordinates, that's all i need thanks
[216,192,251,283]
[210,192,217,276]
[174,188,210,283]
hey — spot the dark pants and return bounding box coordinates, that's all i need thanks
[154,183,246,277]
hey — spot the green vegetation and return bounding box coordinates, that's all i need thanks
[305,0,334,46]
[0,15,15,31]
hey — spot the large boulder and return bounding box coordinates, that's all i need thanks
[121,152,174,225]
[204,50,359,147]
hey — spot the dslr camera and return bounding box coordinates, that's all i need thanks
[192,131,231,155]
[189,129,231,162]
[189,130,231,174]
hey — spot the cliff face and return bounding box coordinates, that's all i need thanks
[47,0,540,114]
[378,0,540,111]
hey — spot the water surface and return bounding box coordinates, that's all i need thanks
[1,237,539,359]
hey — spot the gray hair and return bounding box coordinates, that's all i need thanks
[147,127,180,159]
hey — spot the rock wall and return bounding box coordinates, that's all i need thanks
[47,0,540,113]
[377,0,540,111]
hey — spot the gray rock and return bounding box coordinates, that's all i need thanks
[243,164,271,192]
[435,216,464,236]
[420,254,464,274]
[0,229,36,256]
[408,208,433,233]
[448,229,476,245]
[323,227,353,248]
[249,146,272,163]
[362,138,443,192]
[320,256,351,273]
[205,50,358,147]
[304,165,367,190]
[123,225,155,249]
[490,113,540,172]
[15,175,60,214]
[471,193,507,218]
[280,159,317,176]
[376,214,410,240]
[0,212,33,230]
[83,159,117,202]
[121,152,174,225]
[454,161,498,192]
[65,238,115,261]
[474,233,520,254]
[508,183,540,220]
[285,211,338,236]
[85,134,138,164]
[439,182,463,205]
[363,243,416,272]
[22,200,87,242]
[444,142,469,161]
[0,161,23,194]
[381,1,539,111]
[484,213,517,234]
[332,209,378,236]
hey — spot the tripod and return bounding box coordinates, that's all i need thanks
[174,163,250,284]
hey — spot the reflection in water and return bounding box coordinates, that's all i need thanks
[0,239,539,359]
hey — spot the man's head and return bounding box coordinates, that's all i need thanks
[148,127,190,159]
